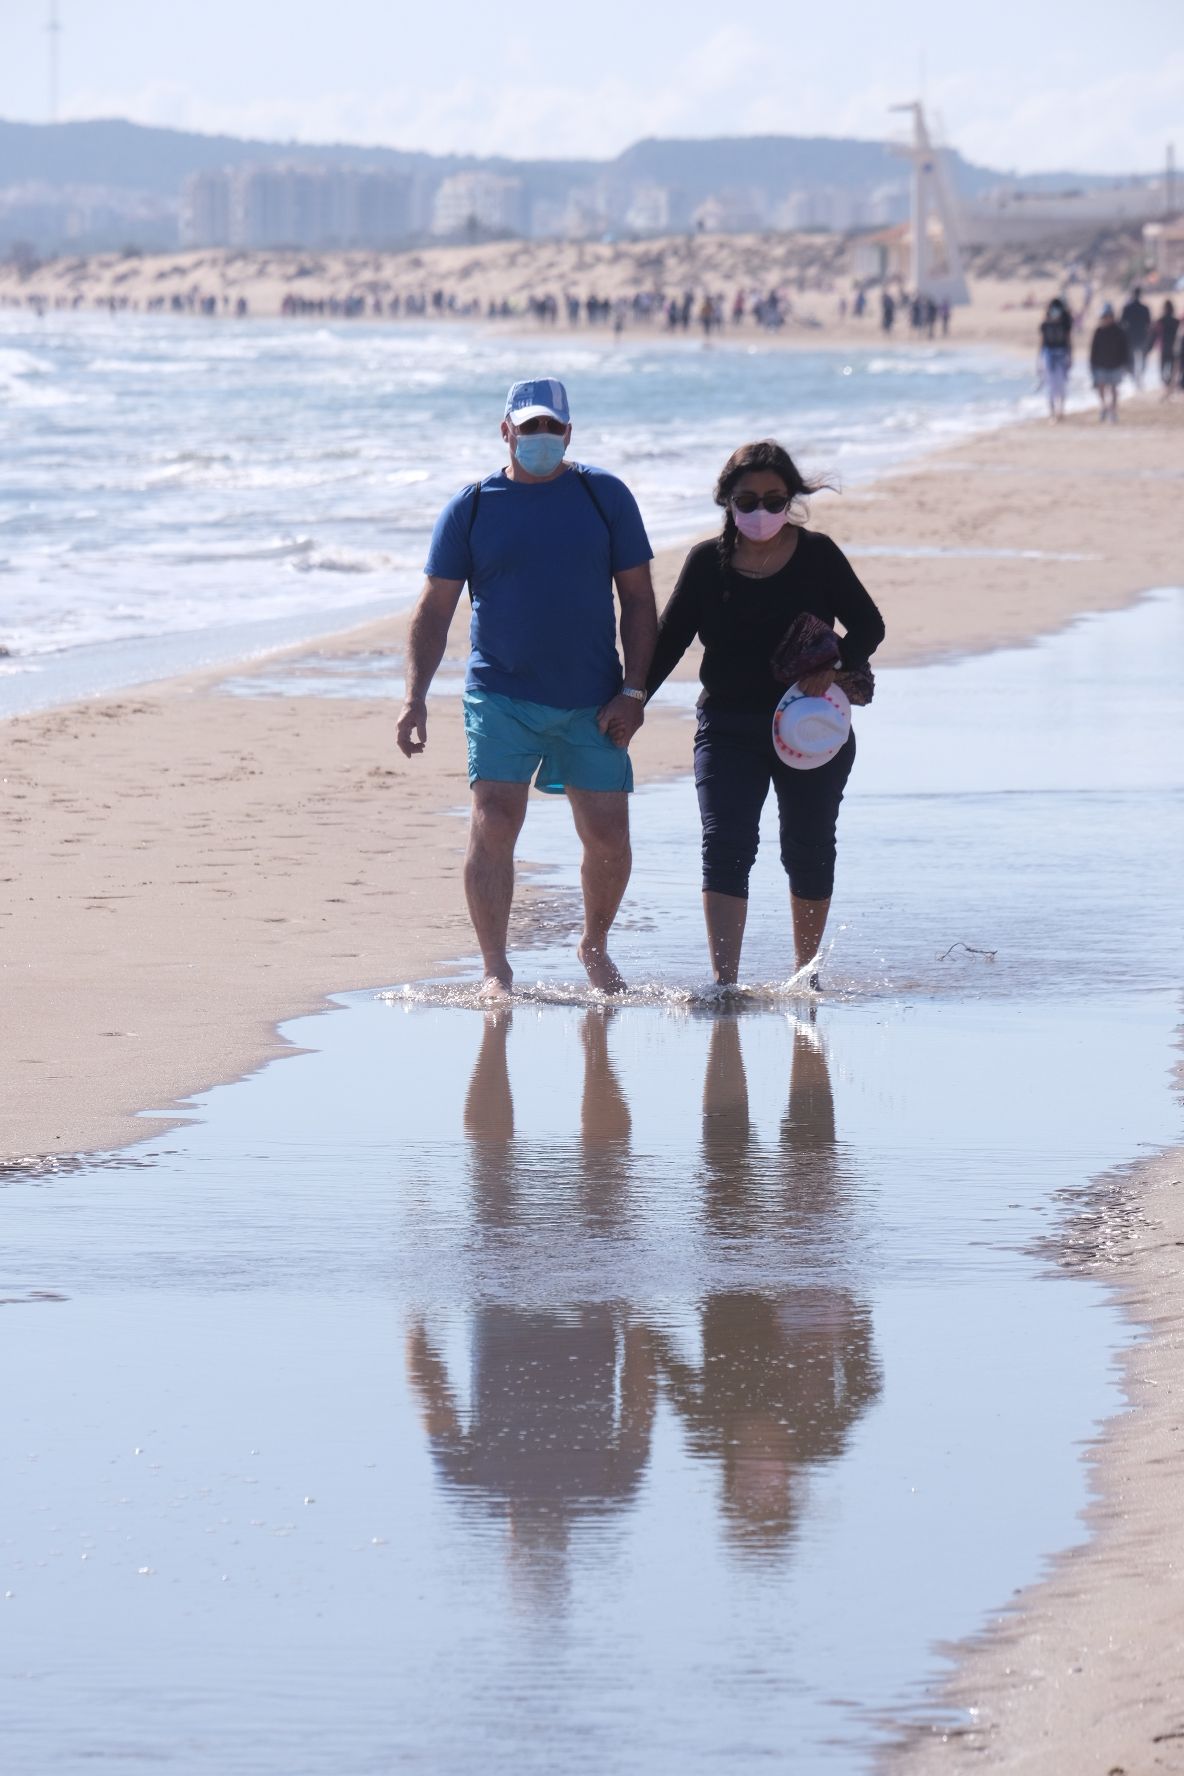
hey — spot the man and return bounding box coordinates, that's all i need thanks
[1120,285,1152,389]
[396,377,657,999]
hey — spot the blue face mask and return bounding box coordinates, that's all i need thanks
[513,431,567,477]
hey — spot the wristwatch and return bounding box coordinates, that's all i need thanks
[621,687,646,702]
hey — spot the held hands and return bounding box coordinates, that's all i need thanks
[797,668,837,699]
[597,692,645,749]
[396,698,428,757]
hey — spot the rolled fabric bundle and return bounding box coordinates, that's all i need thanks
[771,612,840,684]
[771,610,875,706]
[835,664,875,707]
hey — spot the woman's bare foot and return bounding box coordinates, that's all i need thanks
[578,941,626,995]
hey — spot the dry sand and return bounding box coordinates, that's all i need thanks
[0,238,1138,354]
[3,392,1183,1772]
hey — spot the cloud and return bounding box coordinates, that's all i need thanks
[60,48,1179,173]
[950,58,1184,172]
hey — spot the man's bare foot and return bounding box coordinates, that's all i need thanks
[477,968,513,1005]
[578,941,626,994]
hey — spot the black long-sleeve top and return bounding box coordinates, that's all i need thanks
[1090,322,1133,372]
[646,529,886,714]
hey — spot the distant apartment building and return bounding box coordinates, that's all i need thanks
[180,165,412,250]
[0,181,176,252]
[775,186,875,232]
[180,170,231,247]
[623,183,674,234]
[429,173,526,239]
[691,188,767,234]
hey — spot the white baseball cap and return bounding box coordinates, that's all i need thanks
[772,682,852,770]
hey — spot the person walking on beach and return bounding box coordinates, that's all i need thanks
[644,440,885,987]
[1090,304,1133,423]
[1038,296,1073,422]
[396,378,657,1000]
[1120,285,1152,388]
[1148,299,1179,396]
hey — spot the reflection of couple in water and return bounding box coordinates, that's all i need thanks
[405,1011,881,1592]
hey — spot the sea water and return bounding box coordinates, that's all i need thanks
[1,593,1181,1773]
[0,310,1047,713]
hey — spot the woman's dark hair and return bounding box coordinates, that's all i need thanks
[713,439,829,568]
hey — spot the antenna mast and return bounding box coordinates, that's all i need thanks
[48,1,62,124]
[1167,143,1177,220]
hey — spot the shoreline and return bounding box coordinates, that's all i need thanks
[4,391,1184,1768]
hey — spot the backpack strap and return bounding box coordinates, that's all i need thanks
[464,481,482,603]
[463,469,609,604]
[574,466,611,535]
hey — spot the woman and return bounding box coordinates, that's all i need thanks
[1089,303,1132,423]
[1038,296,1073,421]
[645,440,885,987]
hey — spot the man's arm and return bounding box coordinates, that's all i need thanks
[598,562,658,747]
[396,575,466,757]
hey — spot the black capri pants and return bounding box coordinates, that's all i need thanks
[693,706,856,902]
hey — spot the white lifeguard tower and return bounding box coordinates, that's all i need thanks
[890,101,971,307]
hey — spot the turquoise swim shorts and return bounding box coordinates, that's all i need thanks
[463,690,634,795]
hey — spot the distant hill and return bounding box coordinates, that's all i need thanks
[0,118,593,200]
[0,116,1133,204]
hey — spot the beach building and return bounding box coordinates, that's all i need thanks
[1141,219,1184,283]
[430,173,527,239]
[850,222,911,285]
[963,178,1169,246]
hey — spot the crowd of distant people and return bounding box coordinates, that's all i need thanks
[875,287,952,337]
[11,273,1184,425]
[3,277,944,338]
[1037,283,1181,423]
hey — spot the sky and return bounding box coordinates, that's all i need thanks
[3,0,1180,174]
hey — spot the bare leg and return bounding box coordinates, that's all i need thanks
[791,894,831,972]
[464,780,529,996]
[703,890,748,985]
[567,788,631,992]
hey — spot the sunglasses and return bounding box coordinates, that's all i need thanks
[731,492,790,514]
[513,416,567,435]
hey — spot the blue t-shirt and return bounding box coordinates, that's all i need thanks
[423,462,653,709]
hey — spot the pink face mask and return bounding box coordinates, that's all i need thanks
[732,503,789,542]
